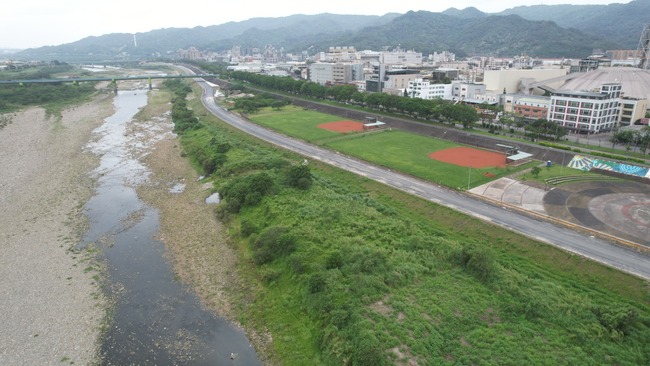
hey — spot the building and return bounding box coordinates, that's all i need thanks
[619,97,649,126]
[431,68,459,82]
[406,79,453,100]
[547,83,622,133]
[483,68,568,95]
[365,65,420,94]
[381,49,423,67]
[383,69,421,94]
[556,67,650,103]
[512,96,550,120]
[570,52,612,73]
[308,62,364,85]
[322,47,358,62]
[452,82,486,100]
[429,51,456,64]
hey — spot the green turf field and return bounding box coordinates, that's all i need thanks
[248,105,346,142]
[248,107,534,188]
[326,130,533,188]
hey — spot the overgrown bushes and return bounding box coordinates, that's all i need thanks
[166,79,650,366]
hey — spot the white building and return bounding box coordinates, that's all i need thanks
[429,51,456,64]
[381,49,423,67]
[547,83,622,133]
[452,81,486,100]
[406,79,453,100]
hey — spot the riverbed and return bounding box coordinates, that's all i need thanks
[81,87,261,365]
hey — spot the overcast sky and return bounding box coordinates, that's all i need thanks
[0,0,631,49]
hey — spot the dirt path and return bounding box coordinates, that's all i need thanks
[0,97,111,365]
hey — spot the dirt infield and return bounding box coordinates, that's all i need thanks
[318,120,364,133]
[429,146,507,168]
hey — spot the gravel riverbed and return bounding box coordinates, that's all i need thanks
[0,97,112,365]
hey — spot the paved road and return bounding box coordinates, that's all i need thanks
[190,76,649,280]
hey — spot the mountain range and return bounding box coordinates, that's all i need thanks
[12,0,650,63]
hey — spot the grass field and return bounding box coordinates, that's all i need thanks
[175,87,650,366]
[326,130,535,188]
[248,105,345,142]
[248,107,535,189]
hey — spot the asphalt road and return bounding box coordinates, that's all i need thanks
[189,75,649,280]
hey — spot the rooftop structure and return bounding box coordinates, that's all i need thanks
[558,67,650,102]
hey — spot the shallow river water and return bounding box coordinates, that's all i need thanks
[80,88,260,365]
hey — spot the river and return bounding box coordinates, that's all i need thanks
[80,87,261,365]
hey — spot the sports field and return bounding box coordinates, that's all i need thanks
[248,106,349,141]
[326,130,523,188]
[248,106,534,188]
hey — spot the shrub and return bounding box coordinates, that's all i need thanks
[286,164,313,189]
[240,219,258,237]
[308,271,328,293]
[456,243,497,282]
[251,226,296,265]
[221,171,275,212]
[593,305,639,336]
[350,334,386,366]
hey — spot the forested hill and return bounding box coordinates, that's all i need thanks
[498,0,650,48]
[13,1,648,63]
[13,13,398,63]
[322,11,617,58]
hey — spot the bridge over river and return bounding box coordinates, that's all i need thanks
[0,73,217,92]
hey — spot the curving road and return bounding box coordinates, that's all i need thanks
[188,74,649,280]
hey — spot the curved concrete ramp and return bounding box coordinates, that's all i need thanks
[471,177,546,214]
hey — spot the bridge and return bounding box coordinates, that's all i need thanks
[0,74,217,92]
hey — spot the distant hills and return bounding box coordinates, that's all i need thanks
[11,0,649,63]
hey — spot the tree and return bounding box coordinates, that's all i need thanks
[286,164,313,190]
[531,166,541,178]
[454,104,479,129]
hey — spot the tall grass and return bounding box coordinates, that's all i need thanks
[171,86,650,365]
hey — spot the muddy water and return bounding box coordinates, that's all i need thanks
[81,89,260,365]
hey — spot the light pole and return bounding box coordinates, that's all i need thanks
[467,166,472,190]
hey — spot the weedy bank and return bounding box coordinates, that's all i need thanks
[166,79,650,365]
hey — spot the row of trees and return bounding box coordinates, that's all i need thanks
[192,61,578,141]
[610,127,650,154]
[221,68,481,128]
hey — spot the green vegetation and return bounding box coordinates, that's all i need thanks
[247,105,536,189]
[169,80,650,365]
[540,141,648,164]
[249,105,343,142]
[0,63,97,113]
[519,164,621,186]
[326,130,534,188]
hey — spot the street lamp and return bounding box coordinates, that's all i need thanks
[467,166,472,190]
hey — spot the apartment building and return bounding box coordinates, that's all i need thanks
[547,83,622,133]
[406,79,453,100]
